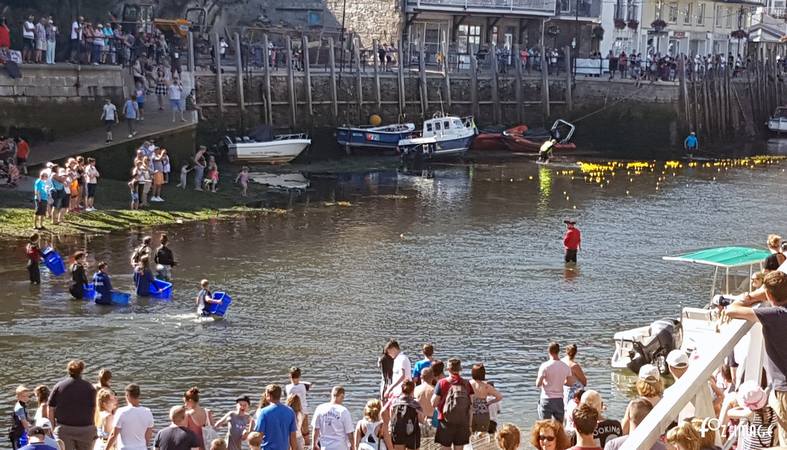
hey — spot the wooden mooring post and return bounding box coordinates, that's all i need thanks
[540,20,550,119]
[354,41,364,122]
[470,55,479,119]
[262,34,273,125]
[302,35,313,119]
[443,37,452,110]
[418,41,428,118]
[564,45,572,112]
[286,35,297,128]
[328,37,339,122]
[514,42,523,124]
[373,40,381,111]
[490,44,501,124]
[213,32,224,119]
[233,32,245,113]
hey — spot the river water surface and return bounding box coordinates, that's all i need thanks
[1,157,786,429]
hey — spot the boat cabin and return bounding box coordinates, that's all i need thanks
[420,116,474,139]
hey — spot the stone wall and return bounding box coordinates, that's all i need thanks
[324,0,403,47]
[0,65,125,141]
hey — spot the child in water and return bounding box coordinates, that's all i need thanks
[128,179,139,210]
[177,164,192,189]
[26,233,42,285]
[196,279,222,316]
[235,166,249,197]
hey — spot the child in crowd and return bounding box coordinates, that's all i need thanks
[412,344,434,385]
[10,385,32,448]
[214,395,251,450]
[128,179,139,210]
[247,432,262,450]
[135,83,145,121]
[235,166,249,197]
[84,157,99,212]
[285,367,312,414]
[205,159,219,192]
[161,150,171,183]
[5,158,20,187]
[178,164,191,189]
[210,438,227,450]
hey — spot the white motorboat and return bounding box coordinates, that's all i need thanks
[398,113,477,161]
[225,126,310,164]
[611,246,768,374]
[768,106,787,133]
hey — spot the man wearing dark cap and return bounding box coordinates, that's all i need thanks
[563,219,581,264]
[18,426,58,450]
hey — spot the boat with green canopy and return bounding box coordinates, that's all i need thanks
[611,246,769,375]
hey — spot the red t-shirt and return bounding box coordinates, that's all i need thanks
[16,140,30,160]
[26,244,41,262]
[0,25,10,49]
[563,227,581,250]
[434,374,474,422]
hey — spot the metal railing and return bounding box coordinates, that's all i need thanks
[622,314,765,449]
[410,0,556,14]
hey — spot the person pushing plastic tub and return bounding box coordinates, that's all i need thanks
[196,279,222,316]
[92,262,113,305]
[69,251,89,300]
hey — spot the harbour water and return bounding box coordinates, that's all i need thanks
[1,157,786,428]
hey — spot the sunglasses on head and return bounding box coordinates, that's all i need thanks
[539,435,556,442]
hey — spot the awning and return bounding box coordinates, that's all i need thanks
[663,246,771,268]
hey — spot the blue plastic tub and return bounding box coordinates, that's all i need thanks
[82,284,95,301]
[150,278,173,299]
[111,292,131,305]
[206,292,232,317]
[42,247,66,276]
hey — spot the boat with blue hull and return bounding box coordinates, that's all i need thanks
[398,114,477,161]
[335,123,416,154]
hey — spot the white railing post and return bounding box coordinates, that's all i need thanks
[622,318,755,450]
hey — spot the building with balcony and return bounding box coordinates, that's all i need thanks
[403,0,604,69]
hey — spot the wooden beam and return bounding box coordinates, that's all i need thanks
[302,35,313,119]
[514,42,523,123]
[470,54,479,118]
[262,34,272,125]
[234,32,245,113]
[213,32,224,119]
[540,20,550,119]
[286,35,296,128]
[490,44,500,124]
[398,38,406,119]
[354,41,364,122]
[564,45,572,112]
[328,37,339,122]
[419,40,428,118]
[451,15,467,42]
[373,39,381,110]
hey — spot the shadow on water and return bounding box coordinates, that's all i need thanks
[0,152,786,427]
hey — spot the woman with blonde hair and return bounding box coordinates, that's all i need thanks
[184,387,215,450]
[621,364,664,434]
[286,394,310,450]
[529,419,571,450]
[94,388,117,450]
[665,421,701,450]
[495,423,520,450]
[355,399,393,450]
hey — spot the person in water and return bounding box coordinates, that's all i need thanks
[25,233,42,285]
[196,279,222,316]
[69,251,89,299]
[92,261,113,305]
[154,234,176,281]
[134,255,159,297]
[539,139,556,163]
[684,132,698,154]
[563,219,581,264]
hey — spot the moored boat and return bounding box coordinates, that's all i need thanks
[225,126,311,164]
[767,106,787,133]
[335,123,416,154]
[398,114,477,161]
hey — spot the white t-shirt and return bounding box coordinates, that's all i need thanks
[286,382,310,413]
[84,165,99,184]
[220,40,228,55]
[168,84,182,101]
[71,21,80,40]
[112,404,154,450]
[311,402,353,450]
[390,353,412,396]
[23,21,34,39]
[102,103,117,121]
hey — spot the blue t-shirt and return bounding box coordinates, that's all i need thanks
[254,403,296,450]
[124,100,137,119]
[92,271,113,303]
[19,444,59,450]
[34,179,48,201]
[412,359,432,379]
[685,135,698,148]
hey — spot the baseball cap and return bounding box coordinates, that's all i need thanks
[564,218,577,224]
[35,418,53,430]
[637,364,660,382]
[666,350,689,368]
[235,395,251,404]
[737,380,767,411]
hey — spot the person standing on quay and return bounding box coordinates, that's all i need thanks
[254,385,297,450]
[123,94,139,139]
[48,360,97,450]
[101,99,119,144]
[563,219,581,264]
[536,342,573,423]
[312,386,354,450]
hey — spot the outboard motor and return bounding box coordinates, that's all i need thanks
[627,319,681,375]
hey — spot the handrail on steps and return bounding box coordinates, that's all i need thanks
[622,315,765,449]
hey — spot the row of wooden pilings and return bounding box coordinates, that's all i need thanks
[201,32,573,129]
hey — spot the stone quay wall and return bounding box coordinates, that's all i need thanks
[0,65,126,141]
[194,70,684,153]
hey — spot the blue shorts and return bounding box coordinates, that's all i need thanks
[169,99,181,111]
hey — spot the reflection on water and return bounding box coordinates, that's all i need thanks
[0,158,786,429]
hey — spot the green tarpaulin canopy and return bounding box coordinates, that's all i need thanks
[663,247,771,268]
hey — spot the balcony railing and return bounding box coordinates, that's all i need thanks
[408,0,557,15]
[622,309,765,449]
[555,0,602,17]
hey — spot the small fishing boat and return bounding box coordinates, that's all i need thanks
[225,126,311,164]
[335,123,416,154]
[768,106,787,133]
[503,120,577,153]
[611,246,768,374]
[398,114,477,161]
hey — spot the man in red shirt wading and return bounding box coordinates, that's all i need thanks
[563,219,581,264]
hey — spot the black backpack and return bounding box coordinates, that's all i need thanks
[390,399,420,442]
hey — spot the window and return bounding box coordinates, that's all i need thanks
[668,2,678,22]
[684,3,693,23]
[453,120,463,128]
[615,0,624,20]
[697,3,705,23]
[307,11,322,26]
[434,122,441,131]
[715,5,722,26]
[443,121,450,129]
[726,7,733,27]
[627,0,638,20]
[560,0,572,13]
[457,25,480,55]
[655,2,663,19]
[426,123,433,132]
[468,26,480,55]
